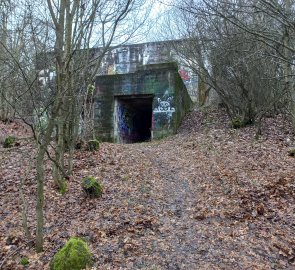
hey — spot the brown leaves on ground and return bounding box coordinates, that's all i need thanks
[0,108,295,269]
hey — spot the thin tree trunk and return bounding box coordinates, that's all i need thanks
[283,0,295,130]
[67,104,80,174]
[53,116,65,190]
[35,106,57,252]
[35,144,46,252]
[19,157,34,244]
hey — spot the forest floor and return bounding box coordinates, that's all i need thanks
[1,108,295,270]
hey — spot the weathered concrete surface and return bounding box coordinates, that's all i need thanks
[36,41,199,101]
[35,41,198,143]
[97,41,198,101]
[94,63,193,143]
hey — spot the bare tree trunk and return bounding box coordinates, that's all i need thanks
[19,157,34,244]
[283,0,295,130]
[35,102,58,252]
[0,8,14,121]
[20,187,32,242]
[67,100,81,174]
[53,115,65,189]
[35,143,46,252]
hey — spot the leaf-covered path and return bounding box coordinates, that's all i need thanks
[129,143,200,269]
[1,109,295,269]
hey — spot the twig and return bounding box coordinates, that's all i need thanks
[0,240,34,270]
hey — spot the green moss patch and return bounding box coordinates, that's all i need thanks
[87,139,100,151]
[50,237,92,270]
[59,181,68,195]
[82,176,102,198]
[20,257,29,266]
[3,136,16,148]
[288,148,295,157]
[231,117,245,129]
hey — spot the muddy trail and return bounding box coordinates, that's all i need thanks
[1,109,295,269]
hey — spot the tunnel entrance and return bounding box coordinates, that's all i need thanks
[114,95,153,143]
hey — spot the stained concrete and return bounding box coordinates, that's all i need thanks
[94,63,193,143]
[96,41,198,101]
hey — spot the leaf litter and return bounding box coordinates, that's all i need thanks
[0,108,295,269]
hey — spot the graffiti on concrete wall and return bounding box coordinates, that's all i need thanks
[101,43,171,75]
[154,97,175,112]
[115,63,129,74]
[98,42,198,99]
[118,104,131,134]
[179,68,190,82]
[113,47,130,74]
[153,92,175,129]
[178,67,198,97]
[117,103,139,142]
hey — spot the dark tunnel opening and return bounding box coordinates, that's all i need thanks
[115,95,153,143]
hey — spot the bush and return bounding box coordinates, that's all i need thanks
[82,176,102,198]
[50,237,92,270]
[87,139,100,151]
[3,136,16,148]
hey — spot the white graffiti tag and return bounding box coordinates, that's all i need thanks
[154,97,175,113]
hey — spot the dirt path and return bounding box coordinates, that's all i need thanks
[132,143,200,269]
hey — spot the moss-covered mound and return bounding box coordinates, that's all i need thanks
[20,257,29,266]
[231,117,245,129]
[3,136,16,148]
[288,148,295,157]
[82,176,102,198]
[50,237,92,270]
[87,139,100,151]
[75,138,85,150]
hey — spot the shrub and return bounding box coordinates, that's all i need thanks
[82,176,102,198]
[87,139,100,151]
[3,136,16,148]
[50,237,92,270]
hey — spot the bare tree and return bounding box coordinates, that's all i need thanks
[165,0,295,127]
[0,0,153,252]
[44,0,153,191]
